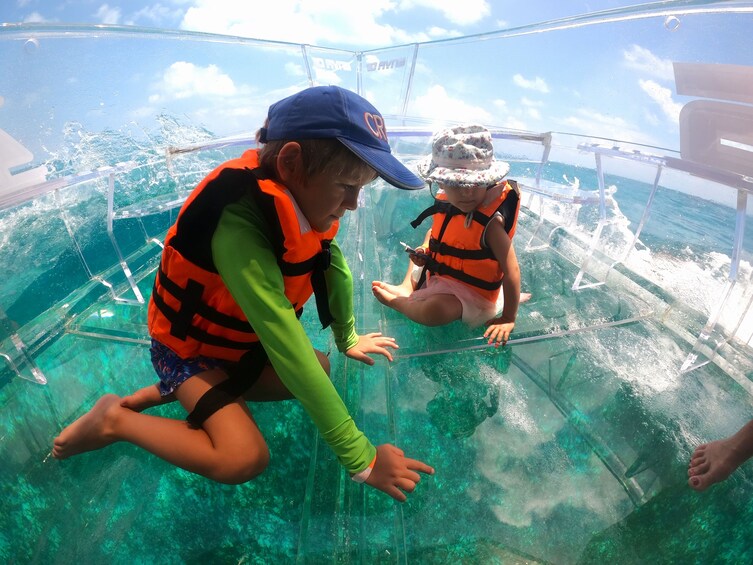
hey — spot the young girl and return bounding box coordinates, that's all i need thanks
[372,124,524,347]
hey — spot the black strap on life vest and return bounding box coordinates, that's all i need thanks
[499,180,520,236]
[410,181,520,237]
[152,270,305,350]
[152,269,261,352]
[418,255,503,291]
[310,240,334,329]
[250,169,334,329]
[275,238,333,329]
[186,343,269,428]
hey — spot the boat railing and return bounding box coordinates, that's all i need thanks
[575,141,753,381]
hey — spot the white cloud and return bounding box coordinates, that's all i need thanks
[95,4,122,25]
[179,0,427,48]
[412,84,493,124]
[125,4,184,27]
[512,73,549,94]
[427,26,463,39]
[22,12,46,23]
[623,44,674,81]
[400,0,490,26]
[148,61,239,104]
[639,78,682,123]
[284,62,306,77]
[559,107,655,145]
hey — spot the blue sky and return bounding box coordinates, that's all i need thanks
[1,0,751,205]
[3,1,660,49]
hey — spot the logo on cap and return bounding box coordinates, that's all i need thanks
[364,112,388,142]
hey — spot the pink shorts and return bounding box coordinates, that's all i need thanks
[411,273,500,328]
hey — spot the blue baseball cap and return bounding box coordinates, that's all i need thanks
[260,86,424,190]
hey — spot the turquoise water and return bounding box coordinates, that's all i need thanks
[2,130,753,562]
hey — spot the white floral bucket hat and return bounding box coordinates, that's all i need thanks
[417,124,510,188]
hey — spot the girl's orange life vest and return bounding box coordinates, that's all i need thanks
[148,149,338,362]
[410,180,520,303]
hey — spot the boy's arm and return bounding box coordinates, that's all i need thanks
[212,201,376,475]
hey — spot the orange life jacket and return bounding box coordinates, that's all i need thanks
[410,180,520,302]
[148,149,338,362]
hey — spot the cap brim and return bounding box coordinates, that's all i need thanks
[339,138,425,190]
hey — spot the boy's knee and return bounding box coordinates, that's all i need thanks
[215,445,270,484]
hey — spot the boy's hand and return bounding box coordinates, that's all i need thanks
[484,320,515,347]
[365,444,434,502]
[345,332,399,365]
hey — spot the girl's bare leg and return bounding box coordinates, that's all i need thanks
[373,291,462,327]
[372,229,432,299]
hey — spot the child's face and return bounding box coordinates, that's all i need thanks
[296,169,370,232]
[440,184,487,214]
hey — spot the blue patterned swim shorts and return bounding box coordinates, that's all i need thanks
[150,339,224,396]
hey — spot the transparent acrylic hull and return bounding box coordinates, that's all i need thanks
[2,3,753,563]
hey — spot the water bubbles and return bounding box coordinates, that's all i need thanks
[664,16,681,32]
[24,37,40,54]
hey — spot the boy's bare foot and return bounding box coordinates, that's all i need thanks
[688,437,745,491]
[521,292,532,303]
[52,394,123,459]
[121,384,173,412]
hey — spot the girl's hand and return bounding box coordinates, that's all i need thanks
[409,246,428,267]
[365,444,434,502]
[484,320,515,347]
[345,332,399,365]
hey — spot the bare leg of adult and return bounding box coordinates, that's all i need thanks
[54,368,270,484]
[688,419,753,491]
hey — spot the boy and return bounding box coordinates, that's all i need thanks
[372,124,524,346]
[53,86,434,502]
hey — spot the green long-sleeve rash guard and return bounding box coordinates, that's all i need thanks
[211,194,376,475]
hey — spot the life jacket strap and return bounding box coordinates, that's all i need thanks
[186,344,269,428]
[152,273,260,351]
[158,266,255,333]
[311,240,334,329]
[423,256,503,291]
[428,239,495,260]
